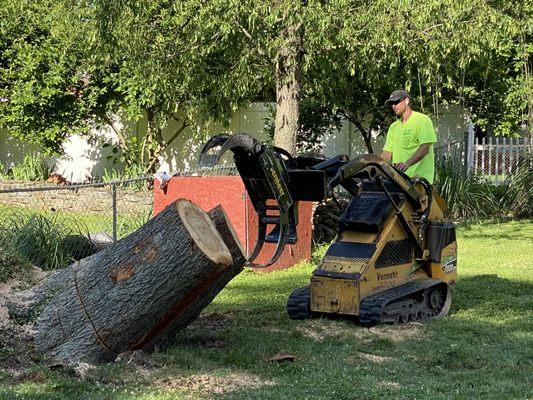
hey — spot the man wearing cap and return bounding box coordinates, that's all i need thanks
[381,90,437,184]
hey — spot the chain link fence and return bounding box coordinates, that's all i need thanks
[0,165,237,271]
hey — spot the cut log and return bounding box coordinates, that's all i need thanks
[27,199,245,364]
[143,205,246,349]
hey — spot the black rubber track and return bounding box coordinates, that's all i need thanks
[359,278,450,326]
[287,286,311,320]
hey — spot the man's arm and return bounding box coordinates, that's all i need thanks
[394,143,431,171]
[381,150,392,162]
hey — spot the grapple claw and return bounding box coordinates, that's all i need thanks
[247,216,267,264]
[198,134,232,167]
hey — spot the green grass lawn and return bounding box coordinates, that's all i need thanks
[1,220,532,399]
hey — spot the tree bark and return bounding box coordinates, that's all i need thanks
[143,205,246,350]
[274,17,304,155]
[14,199,246,364]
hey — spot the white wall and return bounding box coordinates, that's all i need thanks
[433,104,470,146]
[0,130,40,169]
[157,102,272,173]
[322,104,468,159]
[55,126,118,182]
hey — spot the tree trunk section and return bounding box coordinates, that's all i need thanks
[143,205,246,350]
[29,199,245,364]
[274,19,303,155]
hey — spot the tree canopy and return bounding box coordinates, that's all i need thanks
[0,0,530,168]
[0,0,97,152]
[301,0,531,151]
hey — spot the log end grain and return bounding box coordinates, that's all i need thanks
[176,199,232,266]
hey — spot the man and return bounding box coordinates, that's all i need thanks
[381,89,437,184]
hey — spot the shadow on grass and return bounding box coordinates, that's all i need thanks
[452,273,533,313]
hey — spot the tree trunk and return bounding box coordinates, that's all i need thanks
[17,199,245,364]
[274,18,303,155]
[143,205,246,350]
[358,124,374,154]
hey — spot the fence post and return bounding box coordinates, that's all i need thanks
[466,120,475,175]
[112,182,117,243]
[481,137,486,175]
[494,137,500,182]
[488,137,493,178]
[474,138,479,174]
[502,136,507,181]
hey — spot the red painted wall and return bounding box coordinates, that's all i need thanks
[153,176,312,271]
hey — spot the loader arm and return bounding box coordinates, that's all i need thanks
[328,154,424,208]
[328,154,433,257]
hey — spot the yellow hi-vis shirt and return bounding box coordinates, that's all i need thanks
[383,111,437,183]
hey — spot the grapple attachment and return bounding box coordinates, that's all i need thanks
[199,133,348,268]
[199,134,296,268]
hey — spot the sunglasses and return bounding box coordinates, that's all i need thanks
[389,98,405,106]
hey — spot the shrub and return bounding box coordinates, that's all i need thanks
[2,212,94,271]
[0,161,8,179]
[11,153,54,181]
[498,153,533,218]
[434,153,496,220]
[434,151,532,220]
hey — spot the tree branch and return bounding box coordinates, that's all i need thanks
[162,119,190,154]
[102,114,128,152]
[339,109,374,153]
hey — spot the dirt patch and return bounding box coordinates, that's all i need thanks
[367,323,425,343]
[0,278,23,329]
[296,319,426,344]
[0,271,44,379]
[355,352,393,363]
[378,380,401,388]
[157,372,276,396]
[0,322,40,379]
[296,319,367,342]
[188,312,236,332]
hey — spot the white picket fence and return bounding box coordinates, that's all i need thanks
[471,136,532,182]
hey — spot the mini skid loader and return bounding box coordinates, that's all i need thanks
[199,134,457,325]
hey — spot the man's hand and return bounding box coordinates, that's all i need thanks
[394,144,431,172]
[394,162,409,172]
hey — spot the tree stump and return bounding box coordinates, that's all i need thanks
[21,199,246,364]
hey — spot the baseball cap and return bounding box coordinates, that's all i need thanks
[385,89,410,105]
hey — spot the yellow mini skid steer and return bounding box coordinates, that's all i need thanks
[200,134,457,325]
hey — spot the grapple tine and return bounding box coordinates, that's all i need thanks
[247,221,289,269]
[198,134,231,167]
[247,216,267,264]
[268,222,289,265]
